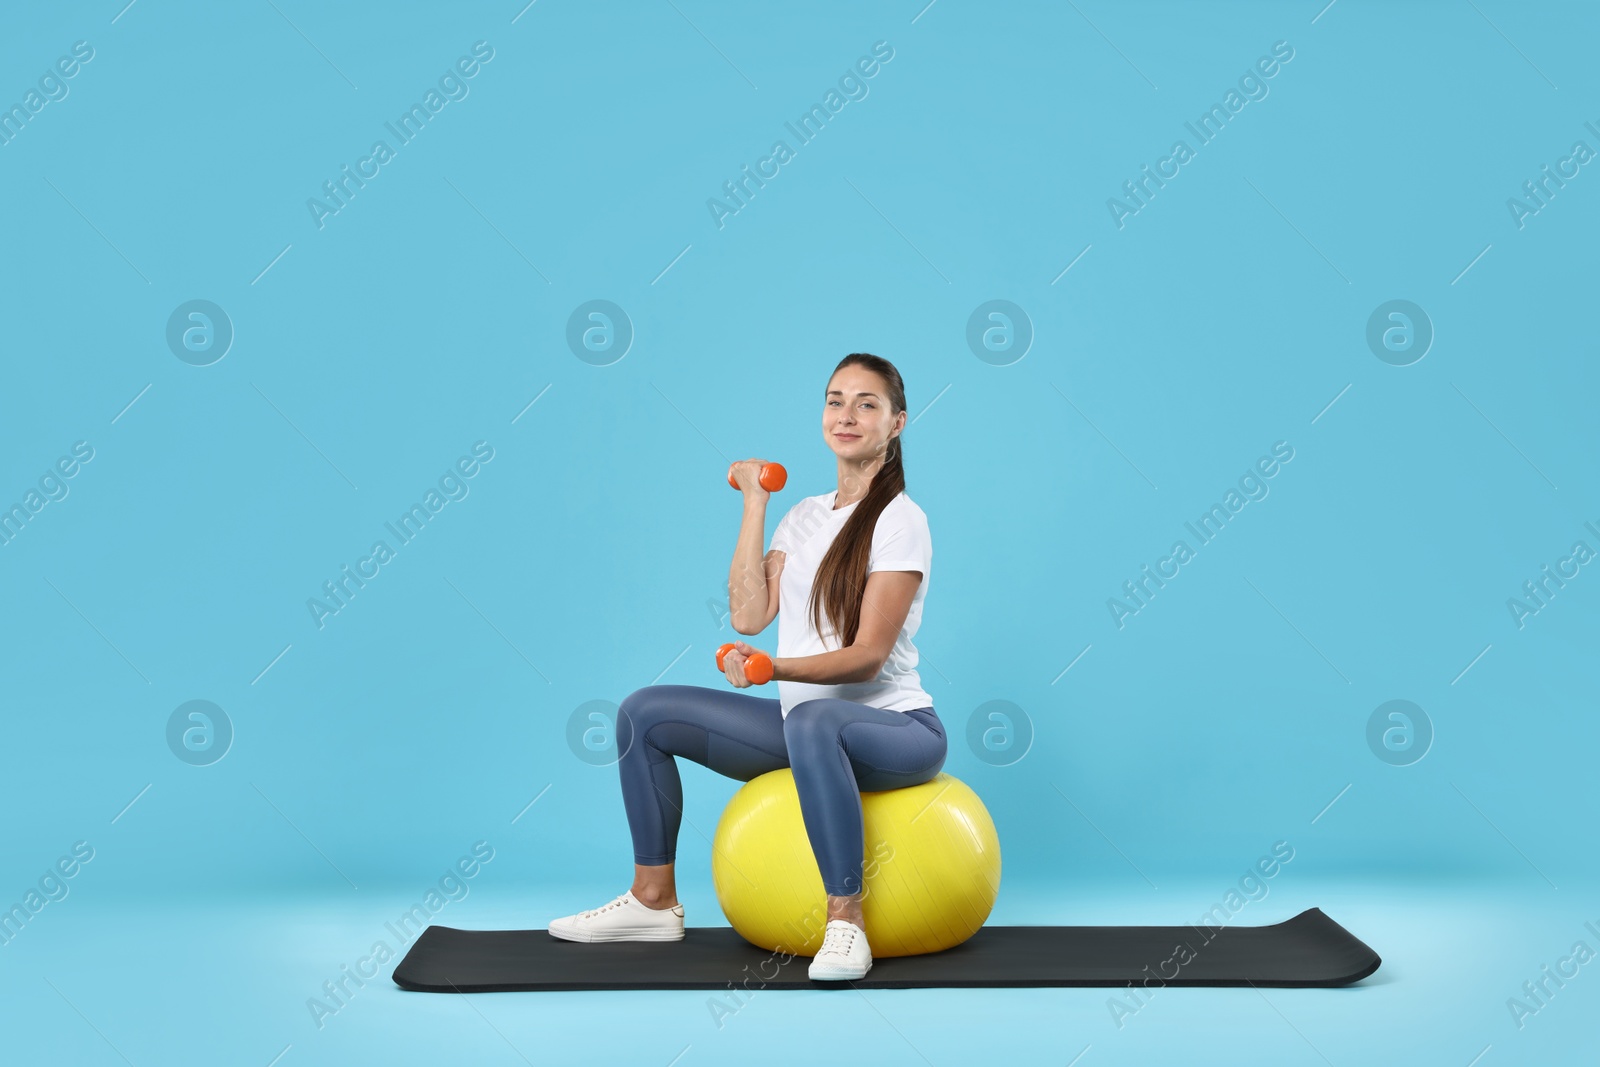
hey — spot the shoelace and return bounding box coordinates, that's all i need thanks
[819,922,857,956]
[578,894,633,919]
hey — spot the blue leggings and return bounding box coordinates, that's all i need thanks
[614,685,947,896]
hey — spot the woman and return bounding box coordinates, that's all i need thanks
[548,353,945,981]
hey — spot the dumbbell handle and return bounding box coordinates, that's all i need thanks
[727,461,787,493]
[716,642,774,685]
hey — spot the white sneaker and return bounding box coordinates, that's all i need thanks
[808,919,873,980]
[546,890,685,942]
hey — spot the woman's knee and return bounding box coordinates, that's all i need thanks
[783,699,847,756]
[618,685,736,767]
[784,699,843,732]
[616,685,679,750]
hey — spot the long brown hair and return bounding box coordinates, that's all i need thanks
[809,353,908,650]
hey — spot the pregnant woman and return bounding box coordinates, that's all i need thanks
[548,352,945,981]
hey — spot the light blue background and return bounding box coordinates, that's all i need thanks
[2,0,1596,1063]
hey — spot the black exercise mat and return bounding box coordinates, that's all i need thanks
[392,907,1379,991]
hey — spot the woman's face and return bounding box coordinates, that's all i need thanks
[824,366,903,466]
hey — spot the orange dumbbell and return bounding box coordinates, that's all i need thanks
[727,461,787,493]
[716,642,774,685]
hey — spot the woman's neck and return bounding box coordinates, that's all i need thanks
[835,463,883,510]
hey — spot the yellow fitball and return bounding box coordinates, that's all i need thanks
[711,769,1001,958]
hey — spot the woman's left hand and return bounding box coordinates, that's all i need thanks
[722,641,771,688]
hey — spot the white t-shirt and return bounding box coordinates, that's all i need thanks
[768,489,933,718]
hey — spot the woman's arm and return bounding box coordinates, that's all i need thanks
[773,570,921,685]
[774,646,881,685]
[728,493,776,634]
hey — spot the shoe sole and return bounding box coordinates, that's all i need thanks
[808,962,872,980]
[546,924,685,943]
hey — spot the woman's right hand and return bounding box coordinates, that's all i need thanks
[720,641,773,687]
[727,459,771,499]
